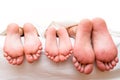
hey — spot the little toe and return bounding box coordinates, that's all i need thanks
[26,54,34,63]
[111,60,116,66]
[115,57,119,63]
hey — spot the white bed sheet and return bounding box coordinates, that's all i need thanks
[0,26,120,80]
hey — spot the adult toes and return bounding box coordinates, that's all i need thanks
[84,64,93,74]
[79,65,84,73]
[105,63,110,71]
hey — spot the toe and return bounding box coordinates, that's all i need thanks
[84,64,93,74]
[77,66,81,71]
[115,57,119,63]
[111,60,116,66]
[96,60,106,71]
[105,63,110,71]
[37,50,41,55]
[53,56,59,62]
[12,58,17,65]
[59,55,66,61]
[72,57,77,63]
[39,46,42,50]
[33,54,39,60]
[6,56,12,61]
[74,62,79,68]
[80,65,84,73]
[16,56,24,65]
[26,54,34,63]
[4,53,8,57]
[9,59,13,64]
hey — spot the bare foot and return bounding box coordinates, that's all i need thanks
[3,23,24,65]
[23,23,42,63]
[57,27,73,62]
[92,18,118,71]
[73,19,95,74]
[45,26,59,62]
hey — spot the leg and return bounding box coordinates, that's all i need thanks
[23,23,42,63]
[57,27,73,61]
[3,23,24,65]
[45,26,59,62]
[73,19,95,74]
[92,18,118,71]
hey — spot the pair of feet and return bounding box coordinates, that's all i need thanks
[45,18,118,74]
[3,23,42,65]
[45,24,73,62]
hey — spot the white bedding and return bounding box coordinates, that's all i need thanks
[0,27,120,80]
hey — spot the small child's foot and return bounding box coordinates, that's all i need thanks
[57,27,73,62]
[3,23,24,65]
[23,23,42,63]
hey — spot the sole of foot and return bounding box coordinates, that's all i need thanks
[23,23,42,63]
[73,19,95,74]
[3,23,24,65]
[92,18,118,71]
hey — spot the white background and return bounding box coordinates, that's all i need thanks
[0,0,120,32]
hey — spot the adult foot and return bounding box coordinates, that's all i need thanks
[45,26,59,62]
[23,23,42,63]
[3,23,24,65]
[57,27,73,61]
[92,18,118,71]
[73,19,95,74]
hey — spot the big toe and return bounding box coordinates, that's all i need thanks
[16,56,24,65]
[26,54,34,63]
[84,64,93,74]
[96,60,106,71]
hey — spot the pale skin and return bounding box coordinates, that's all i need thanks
[3,18,118,74]
[45,25,73,62]
[67,18,118,74]
[3,23,42,65]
